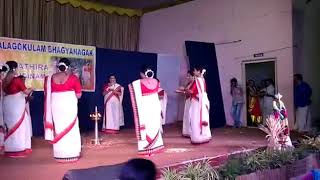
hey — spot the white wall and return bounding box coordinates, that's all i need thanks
[293,0,320,122]
[139,0,294,127]
[156,54,182,124]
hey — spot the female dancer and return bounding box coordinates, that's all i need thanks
[44,58,82,162]
[129,66,164,155]
[188,66,211,144]
[176,71,194,137]
[2,61,33,157]
[102,74,124,134]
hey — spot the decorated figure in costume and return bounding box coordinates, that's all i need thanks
[128,66,164,156]
[82,62,92,87]
[273,93,293,147]
[44,58,82,162]
[102,74,124,134]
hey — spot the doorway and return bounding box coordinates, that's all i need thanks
[242,59,277,127]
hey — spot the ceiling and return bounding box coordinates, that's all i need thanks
[88,0,314,11]
[88,0,191,10]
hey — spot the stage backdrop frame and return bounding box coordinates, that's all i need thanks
[0,37,96,92]
[29,48,157,136]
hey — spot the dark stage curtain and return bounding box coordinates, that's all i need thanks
[30,48,157,136]
[185,41,226,128]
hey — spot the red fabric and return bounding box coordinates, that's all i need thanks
[103,85,121,103]
[249,97,262,117]
[139,125,146,131]
[103,84,110,92]
[144,131,160,149]
[190,81,199,98]
[146,135,152,144]
[140,80,159,95]
[101,129,119,134]
[274,111,280,119]
[50,75,81,94]
[190,79,206,96]
[138,145,164,156]
[103,84,122,93]
[274,109,287,120]
[4,77,27,95]
[284,127,289,136]
[50,116,77,144]
[5,150,28,157]
[202,121,209,126]
[158,89,165,97]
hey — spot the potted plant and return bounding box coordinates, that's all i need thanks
[161,159,219,180]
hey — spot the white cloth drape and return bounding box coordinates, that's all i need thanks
[189,78,211,144]
[295,106,311,132]
[129,80,164,155]
[3,92,31,152]
[44,76,81,160]
[51,91,81,159]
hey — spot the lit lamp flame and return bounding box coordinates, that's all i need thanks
[90,112,102,120]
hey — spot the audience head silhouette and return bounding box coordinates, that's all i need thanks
[119,158,157,180]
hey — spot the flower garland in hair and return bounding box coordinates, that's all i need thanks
[2,64,9,73]
[145,69,154,78]
[58,62,68,71]
[201,69,206,76]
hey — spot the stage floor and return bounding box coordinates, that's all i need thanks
[0,125,268,180]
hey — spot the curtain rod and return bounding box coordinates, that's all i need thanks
[234,45,297,60]
[215,40,242,45]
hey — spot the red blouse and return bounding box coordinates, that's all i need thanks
[45,74,81,94]
[140,80,160,96]
[190,79,207,98]
[4,77,27,95]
